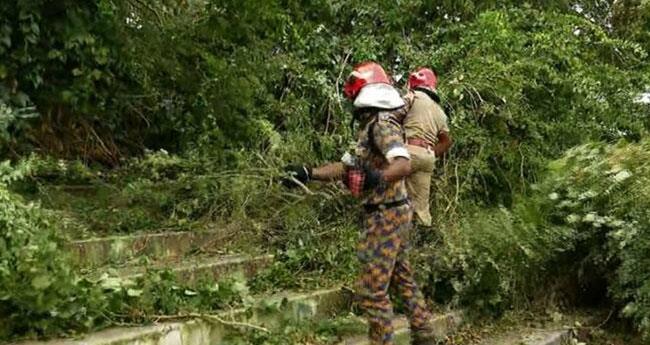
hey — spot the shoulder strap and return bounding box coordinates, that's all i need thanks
[367,118,382,156]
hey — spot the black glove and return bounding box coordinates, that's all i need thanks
[362,166,383,191]
[282,165,312,188]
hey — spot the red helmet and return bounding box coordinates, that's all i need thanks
[408,67,437,91]
[343,61,391,100]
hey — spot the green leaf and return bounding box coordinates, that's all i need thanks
[31,275,52,290]
[30,22,39,36]
[127,288,143,297]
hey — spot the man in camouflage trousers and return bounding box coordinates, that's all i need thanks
[284,62,437,345]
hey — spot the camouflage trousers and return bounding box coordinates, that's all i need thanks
[356,204,434,345]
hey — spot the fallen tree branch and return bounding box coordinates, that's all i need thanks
[289,176,315,195]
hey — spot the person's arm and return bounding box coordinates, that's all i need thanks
[368,115,412,184]
[311,154,410,184]
[381,157,411,182]
[432,131,452,157]
[282,162,345,188]
[311,162,346,181]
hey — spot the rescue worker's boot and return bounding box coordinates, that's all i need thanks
[411,332,439,345]
[411,326,440,345]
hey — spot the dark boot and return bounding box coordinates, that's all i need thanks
[411,328,440,345]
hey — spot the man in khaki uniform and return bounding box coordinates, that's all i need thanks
[403,68,452,227]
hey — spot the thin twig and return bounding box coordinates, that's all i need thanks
[290,176,315,195]
[254,152,273,169]
[519,144,526,191]
[87,123,118,163]
[588,307,616,330]
[445,162,461,213]
[334,51,352,114]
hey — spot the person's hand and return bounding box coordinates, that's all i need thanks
[344,166,382,196]
[281,165,311,188]
[363,166,382,191]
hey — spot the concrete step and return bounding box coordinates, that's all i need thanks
[343,316,571,345]
[67,229,231,268]
[13,287,353,345]
[478,327,574,345]
[87,254,274,287]
[523,330,573,345]
[338,311,464,345]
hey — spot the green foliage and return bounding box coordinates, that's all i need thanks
[2,1,648,191]
[612,0,650,51]
[0,101,37,150]
[249,216,358,292]
[0,159,253,341]
[98,271,250,323]
[542,140,650,339]
[426,8,649,204]
[108,150,360,291]
[0,159,103,339]
[2,0,650,341]
[423,139,650,339]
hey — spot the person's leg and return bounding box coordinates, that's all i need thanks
[405,145,435,227]
[390,208,437,344]
[356,208,406,344]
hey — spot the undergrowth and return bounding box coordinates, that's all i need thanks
[1,150,361,340]
[416,139,650,340]
[0,158,253,341]
[8,140,650,341]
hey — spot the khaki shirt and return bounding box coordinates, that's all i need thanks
[403,90,449,146]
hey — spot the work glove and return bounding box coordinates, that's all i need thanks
[282,165,311,188]
[362,166,382,191]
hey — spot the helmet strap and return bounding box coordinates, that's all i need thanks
[415,87,441,104]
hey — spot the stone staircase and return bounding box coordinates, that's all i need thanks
[10,227,577,345]
[15,287,352,345]
[68,227,273,286]
[12,227,355,344]
[66,229,232,268]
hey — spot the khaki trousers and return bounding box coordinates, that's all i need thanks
[405,145,436,226]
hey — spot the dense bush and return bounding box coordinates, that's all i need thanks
[422,139,650,339]
[0,159,103,338]
[2,1,649,205]
[545,140,650,338]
